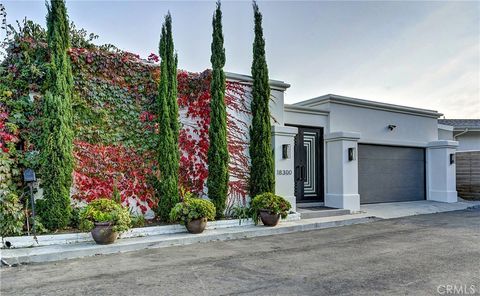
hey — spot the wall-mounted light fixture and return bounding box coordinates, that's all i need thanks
[450,153,455,165]
[348,147,356,161]
[388,124,397,131]
[282,144,291,159]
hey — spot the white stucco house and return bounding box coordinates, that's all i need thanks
[438,119,480,152]
[231,73,459,212]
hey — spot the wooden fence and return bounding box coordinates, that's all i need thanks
[456,151,480,200]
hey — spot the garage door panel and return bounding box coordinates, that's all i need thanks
[359,144,425,204]
[359,146,425,161]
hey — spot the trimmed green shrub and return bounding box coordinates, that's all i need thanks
[169,197,216,225]
[0,191,25,237]
[79,198,131,233]
[37,0,75,230]
[69,205,82,228]
[207,1,229,219]
[251,192,291,224]
[130,214,146,228]
[249,1,275,198]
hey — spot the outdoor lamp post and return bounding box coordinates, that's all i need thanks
[23,168,37,238]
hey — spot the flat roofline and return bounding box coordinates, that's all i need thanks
[225,72,290,90]
[284,104,330,116]
[294,94,443,118]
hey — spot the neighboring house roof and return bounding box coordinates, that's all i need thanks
[438,119,480,131]
[294,94,442,118]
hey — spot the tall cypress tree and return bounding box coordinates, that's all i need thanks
[249,1,274,198]
[157,13,180,221]
[37,0,74,230]
[207,1,229,218]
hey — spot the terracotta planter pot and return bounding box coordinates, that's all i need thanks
[186,217,207,234]
[91,222,118,244]
[259,210,280,227]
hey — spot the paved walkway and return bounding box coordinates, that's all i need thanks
[360,199,480,218]
[1,208,479,296]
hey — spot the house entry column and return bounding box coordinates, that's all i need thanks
[324,131,361,211]
[271,125,298,211]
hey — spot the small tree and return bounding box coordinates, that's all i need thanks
[156,13,180,221]
[37,0,74,230]
[207,1,229,218]
[249,1,275,198]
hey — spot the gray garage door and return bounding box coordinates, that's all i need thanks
[358,144,425,204]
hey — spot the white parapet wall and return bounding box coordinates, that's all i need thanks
[427,140,459,203]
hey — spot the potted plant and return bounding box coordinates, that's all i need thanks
[251,193,291,227]
[79,198,131,244]
[169,196,216,234]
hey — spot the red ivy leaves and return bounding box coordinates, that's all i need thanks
[147,53,159,63]
[0,106,18,153]
[73,141,156,213]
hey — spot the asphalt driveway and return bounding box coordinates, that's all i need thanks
[1,208,480,296]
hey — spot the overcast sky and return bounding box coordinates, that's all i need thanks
[3,0,479,118]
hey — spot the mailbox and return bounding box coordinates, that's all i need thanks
[23,168,37,183]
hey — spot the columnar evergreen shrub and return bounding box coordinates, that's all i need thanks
[249,1,275,198]
[36,0,74,230]
[207,1,229,218]
[156,13,180,221]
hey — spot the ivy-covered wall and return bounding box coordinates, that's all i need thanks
[0,21,252,219]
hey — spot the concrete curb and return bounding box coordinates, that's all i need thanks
[1,215,377,265]
[0,213,301,249]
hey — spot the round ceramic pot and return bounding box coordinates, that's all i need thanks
[259,210,280,227]
[186,217,207,234]
[91,222,118,244]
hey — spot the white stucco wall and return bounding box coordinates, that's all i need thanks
[283,106,329,130]
[326,103,438,147]
[427,141,458,203]
[270,89,286,125]
[438,124,454,140]
[324,132,361,211]
[455,132,480,151]
[271,126,298,210]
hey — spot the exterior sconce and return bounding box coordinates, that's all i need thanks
[282,144,291,159]
[388,124,397,131]
[450,153,455,165]
[348,147,356,161]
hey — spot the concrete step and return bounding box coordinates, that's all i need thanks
[298,208,351,219]
[296,202,324,208]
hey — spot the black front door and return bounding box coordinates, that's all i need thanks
[294,127,324,202]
